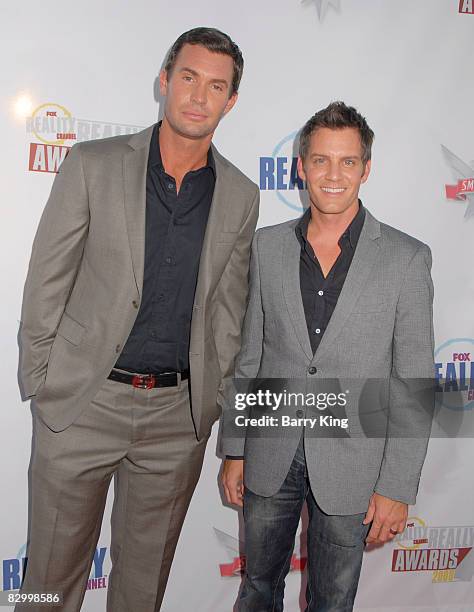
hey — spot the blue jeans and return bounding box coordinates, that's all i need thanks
[239,436,370,612]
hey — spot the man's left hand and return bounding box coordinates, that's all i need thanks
[363,492,408,545]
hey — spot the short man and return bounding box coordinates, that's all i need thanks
[18,27,259,611]
[222,102,434,611]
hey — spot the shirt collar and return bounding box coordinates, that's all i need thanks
[148,121,216,177]
[295,200,366,249]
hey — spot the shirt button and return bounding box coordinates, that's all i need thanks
[314,328,321,334]
[296,410,304,418]
[167,182,174,190]
[318,290,324,296]
[308,366,317,375]
[132,300,139,309]
[115,344,121,353]
[165,256,172,264]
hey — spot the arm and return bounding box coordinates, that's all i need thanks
[220,228,265,506]
[213,187,259,413]
[367,244,434,543]
[218,225,264,458]
[19,143,89,398]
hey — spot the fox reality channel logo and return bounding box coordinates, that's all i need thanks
[260,131,307,212]
[435,338,474,411]
[442,146,474,220]
[459,0,474,14]
[26,102,144,174]
[392,517,474,583]
[214,528,306,577]
[2,544,109,592]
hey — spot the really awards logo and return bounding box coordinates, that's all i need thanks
[214,528,306,577]
[391,517,474,583]
[26,102,144,174]
[2,543,109,592]
[260,131,307,212]
[442,146,474,220]
[435,338,474,412]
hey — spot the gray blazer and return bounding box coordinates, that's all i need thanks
[19,124,259,438]
[221,209,434,515]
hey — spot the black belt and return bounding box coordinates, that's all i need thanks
[108,369,189,389]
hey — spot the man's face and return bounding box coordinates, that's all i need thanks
[297,127,371,215]
[159,43,237,140]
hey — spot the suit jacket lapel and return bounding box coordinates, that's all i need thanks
[122,125,155,297]
[312,210,381,363]
[282,225,313,361]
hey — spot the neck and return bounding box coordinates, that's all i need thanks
[159,117,212,181]
[308,199,360,243]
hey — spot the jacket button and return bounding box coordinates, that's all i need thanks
[296,410,304,418]
[115,344,121,353]
[132,300,139,309]
[308,366,317,375]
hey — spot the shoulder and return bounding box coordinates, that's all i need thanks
[212,147,258,200]
[252,217,299,253]
[76,124,154,160]
[367,209,432,260]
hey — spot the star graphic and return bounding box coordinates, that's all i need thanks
[442,145,474,220]
[303,0,341,21]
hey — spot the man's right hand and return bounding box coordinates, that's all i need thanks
[222,459,244,507]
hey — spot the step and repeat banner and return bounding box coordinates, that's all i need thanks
[2,1,473,610]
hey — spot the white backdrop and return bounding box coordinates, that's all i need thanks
[2,1,474,610]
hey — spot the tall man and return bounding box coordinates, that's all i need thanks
[19,27,259,611]
[222,102,434,611]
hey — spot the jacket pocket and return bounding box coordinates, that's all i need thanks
[56,312,87,346]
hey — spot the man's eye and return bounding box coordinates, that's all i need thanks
[183,75,193,82]
[344,159,355,166]
[314,158,325,164]
[212,84,224,92]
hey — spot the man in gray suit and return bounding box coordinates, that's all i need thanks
[18,27,259,611]
[222,102,434,611]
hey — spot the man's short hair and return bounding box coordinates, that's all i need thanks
[164,27,243,97]
[299,101,375,166]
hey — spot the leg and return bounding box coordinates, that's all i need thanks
[239,437,307,612]
[106,379,209,612]
[17,381,128,612]
[305,489,369,612]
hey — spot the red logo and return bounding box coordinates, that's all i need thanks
[29,143,70,173]
[445,178,474,201]
[459,0,474,14]
[215,528,306,578]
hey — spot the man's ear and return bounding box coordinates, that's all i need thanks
[222,92,238,117]
[159,69,168,97]
[361,159,371,183]
[297,157,307,183]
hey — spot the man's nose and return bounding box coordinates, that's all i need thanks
[191,81,207,105]
[326,161,343,181]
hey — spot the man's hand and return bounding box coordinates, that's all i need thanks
[222,459,244,507]
[363,492,408,544]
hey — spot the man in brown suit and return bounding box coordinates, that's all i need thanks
[18,27,259,611]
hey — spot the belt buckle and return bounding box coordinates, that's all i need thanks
[132,374,155,390]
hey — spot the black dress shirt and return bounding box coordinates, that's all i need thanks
[296,202,365,355]
[115,122,215,373]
